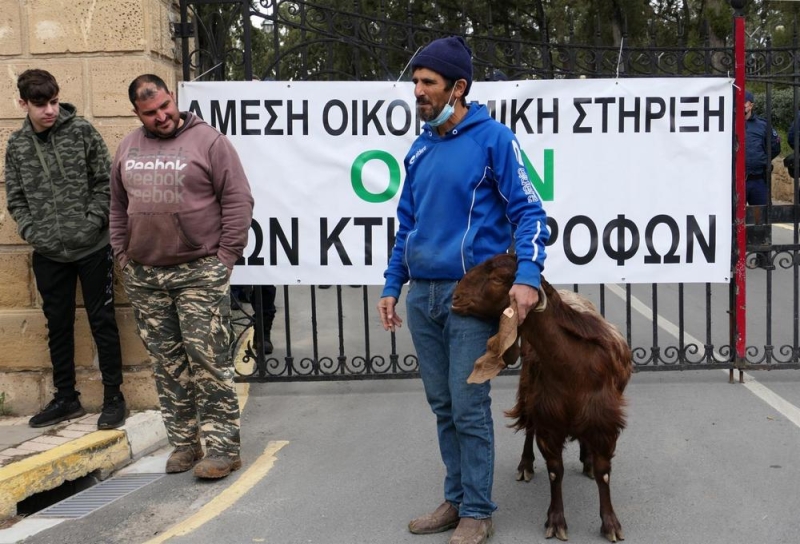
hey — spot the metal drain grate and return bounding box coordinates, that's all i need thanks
[33,473,164,519]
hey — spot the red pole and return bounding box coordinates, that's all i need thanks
[732,0,747,381]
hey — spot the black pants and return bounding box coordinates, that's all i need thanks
[231,285,277,328]
[32,245,123,397]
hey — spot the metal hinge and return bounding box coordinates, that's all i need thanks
[170,21,193,39]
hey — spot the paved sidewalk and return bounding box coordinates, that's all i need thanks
[0,410,168,523]
[0,306,258,529]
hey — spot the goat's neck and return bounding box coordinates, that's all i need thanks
[519,301,572,374]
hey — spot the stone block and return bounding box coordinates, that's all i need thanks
[93,120,145,157]
[0,126,17,179]
[116,308,150,366]
[70,367,158,411]
[117,368,159,411]
[0,0,22,56]
[0,62,85,119]
[149,0,179,59]
[0,252,33,308]
[0,310,51,370]
[0,303,145,366]
[69,371,105,410]
[89,58,177,117]
[53,365,156,412]
[0,188,26,245]
[113,261,130,305]
[28,0,145,54]
[0,371,46,416]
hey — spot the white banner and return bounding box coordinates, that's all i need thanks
[180,77,732,285]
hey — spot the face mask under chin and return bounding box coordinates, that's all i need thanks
[428,86,457,128]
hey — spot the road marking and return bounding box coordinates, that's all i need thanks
[142,440,290,544]
[237,382,249,413]
[606,283,800,429]
[738,378,800,427]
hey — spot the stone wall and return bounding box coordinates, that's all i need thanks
[0,0,182,415]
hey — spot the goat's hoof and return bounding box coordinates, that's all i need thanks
[545,523,568,541]
[582,465,594,479]
[601,519,624,542]
[516,469,534,482]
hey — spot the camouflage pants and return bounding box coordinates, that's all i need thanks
[122,256,240,458]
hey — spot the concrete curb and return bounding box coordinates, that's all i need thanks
[0,410,167,520]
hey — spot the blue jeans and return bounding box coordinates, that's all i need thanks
[406,279,498,519]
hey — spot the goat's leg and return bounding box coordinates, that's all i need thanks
[517,429,535,482]
[537,433,568,541]
[578,439,594,479]
[591,449,624,542]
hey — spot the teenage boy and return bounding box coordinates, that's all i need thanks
[4,69,126,429]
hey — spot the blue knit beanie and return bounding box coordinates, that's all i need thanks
[412,36,473,95]
[744,90,754,103]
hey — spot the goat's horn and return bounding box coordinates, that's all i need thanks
[532,285,547,312]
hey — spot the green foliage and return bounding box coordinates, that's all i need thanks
[186,1,800,82]
[753,88,800,141]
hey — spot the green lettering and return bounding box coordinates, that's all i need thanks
[351,150,401,203]
[522,149,554,201]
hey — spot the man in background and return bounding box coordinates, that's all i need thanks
[743,90,781,269]
[744,90,781,206]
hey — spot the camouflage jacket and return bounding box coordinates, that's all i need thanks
[4,102,111,262]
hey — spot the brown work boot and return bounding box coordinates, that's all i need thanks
[165,444,204,473]
[449,517,494,544]
[408,502,460,534]
[193,455,243,479]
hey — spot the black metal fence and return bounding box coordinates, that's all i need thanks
[175,0,800,381]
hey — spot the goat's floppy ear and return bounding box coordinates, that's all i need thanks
[467,301,519,384]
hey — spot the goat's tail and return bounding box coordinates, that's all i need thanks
[504,402,529,432]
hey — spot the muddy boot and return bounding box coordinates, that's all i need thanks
[194,455,243,479]
[166,444,204,473]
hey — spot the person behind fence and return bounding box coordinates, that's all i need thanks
[377,37,549,544]
[4,69,127,430]
[110,74,254,480]
[744,90,781,205]
[787,110,799,179]
[744,90,781,269]
[231,284,277,354]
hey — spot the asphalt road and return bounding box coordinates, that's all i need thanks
[16,225,800,544]
[19,369,800,544]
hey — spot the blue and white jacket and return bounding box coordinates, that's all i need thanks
[381,102,549,299]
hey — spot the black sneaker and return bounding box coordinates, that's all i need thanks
[29,396,86,428]
[98,394,128,430]
[263,339,274,355]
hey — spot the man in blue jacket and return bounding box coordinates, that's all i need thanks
[744,90,780,205]
[378,37,548,544]
[744,90,781,269]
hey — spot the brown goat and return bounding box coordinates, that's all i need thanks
[452,253,632,542]
[467,287,601,484]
